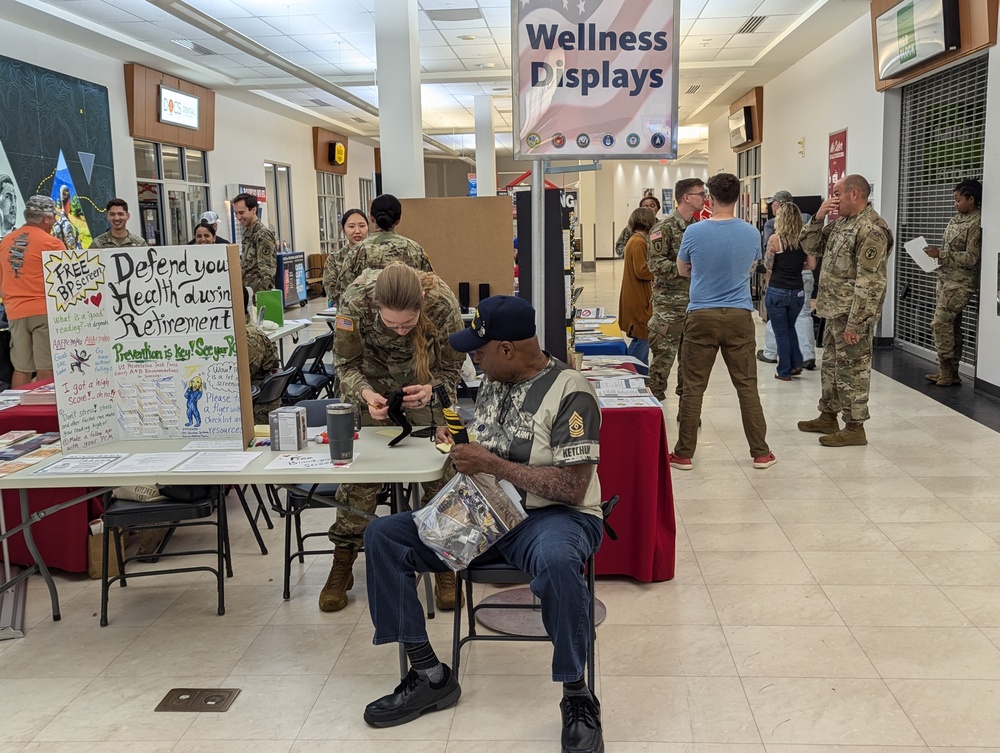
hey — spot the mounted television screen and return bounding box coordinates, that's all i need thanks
[875,0,960,79]
[728,107,752,148]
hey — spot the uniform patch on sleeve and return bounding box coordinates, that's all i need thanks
[335,315,355,332]
[568,411,584,438]
[858,242,886,272]
[649,230,662,242]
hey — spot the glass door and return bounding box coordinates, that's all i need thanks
[165,183,191,245]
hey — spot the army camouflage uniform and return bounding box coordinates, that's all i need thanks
[51,213,78,250]
[800,205,894,424]
[246,318,280,424]
[929,209,981,384]
[334,230,432,308]
[330,267,464,547]
[90,230,145,248]
[240,218,277,293]
[614,226,631,258]
[322,249,344,306]
[646,210,692,401]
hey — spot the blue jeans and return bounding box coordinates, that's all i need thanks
[626,337,649,374]
[763,271,815,361]
[765,287,805,377]
[364,505,604,682]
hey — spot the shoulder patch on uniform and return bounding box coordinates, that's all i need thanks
[649,230,662,241]
[864,248,877,260]
[568,411,584,438]
[335,315,355,332]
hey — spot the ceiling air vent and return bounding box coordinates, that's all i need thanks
[424,8,483,22]
[171,39,217,56]
[686,85,700,94]
[308,98,332,107]
[736,16,766,34]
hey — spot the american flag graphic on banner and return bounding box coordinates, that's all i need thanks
[512,0,678,160]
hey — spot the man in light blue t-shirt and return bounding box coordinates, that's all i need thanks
[671,172,775,472]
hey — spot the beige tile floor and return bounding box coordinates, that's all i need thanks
[4,260,1000,751]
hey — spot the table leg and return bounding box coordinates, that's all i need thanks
[19,489,61,621]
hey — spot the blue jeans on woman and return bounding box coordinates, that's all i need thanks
[765,286,805,378]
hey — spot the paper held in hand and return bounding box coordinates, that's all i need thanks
[903,236,938,274]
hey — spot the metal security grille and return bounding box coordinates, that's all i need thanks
[896,54,987,365]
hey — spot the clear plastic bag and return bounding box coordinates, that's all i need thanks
[414,472,527,570]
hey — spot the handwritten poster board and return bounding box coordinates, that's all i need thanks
[42,244,254,452]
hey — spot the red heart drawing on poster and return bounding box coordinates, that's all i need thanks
[89,292,102,306]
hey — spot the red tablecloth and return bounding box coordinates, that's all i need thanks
[0,380,100,573]
[594,405,675,582]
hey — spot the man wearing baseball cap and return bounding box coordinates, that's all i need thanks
[361,295,607,753]
[0,195,67,386]
[188,210,231,245]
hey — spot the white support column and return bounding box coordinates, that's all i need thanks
[594,162,615,260]
[474,95,497,196]
[374,0,425,198]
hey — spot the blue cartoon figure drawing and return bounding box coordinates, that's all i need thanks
[184,375,204,427]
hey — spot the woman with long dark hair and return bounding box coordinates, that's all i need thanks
[335,194,432,305]
[323,208,369,306]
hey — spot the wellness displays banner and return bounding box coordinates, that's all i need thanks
[513,0,679,160]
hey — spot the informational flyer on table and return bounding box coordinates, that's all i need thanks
[42,244,254,451]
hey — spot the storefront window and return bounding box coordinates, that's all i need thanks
[161,145,183,180]
[264,162,295,251]
[132,140,211,246]
[317,172,345,256]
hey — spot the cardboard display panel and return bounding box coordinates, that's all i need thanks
[44,244,253,451]
[397,197,514,305]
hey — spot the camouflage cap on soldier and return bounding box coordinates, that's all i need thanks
[24,195,57,215]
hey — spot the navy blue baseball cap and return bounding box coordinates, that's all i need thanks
[449,295,537,352]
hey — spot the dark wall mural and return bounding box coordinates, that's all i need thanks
[0,54,116,247]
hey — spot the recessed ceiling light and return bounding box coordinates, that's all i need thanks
[477,63,495,68]
[459,34,477,40]
[492,87,508,92]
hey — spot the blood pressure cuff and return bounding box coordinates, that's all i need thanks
[385,388,411,447]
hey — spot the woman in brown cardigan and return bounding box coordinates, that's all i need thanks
[618,206,657,372]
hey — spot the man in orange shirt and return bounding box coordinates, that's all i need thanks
[0,195,66,386]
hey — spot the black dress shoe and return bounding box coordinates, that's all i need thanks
[802,359,816,370]
[561,693,604,753]
[363,666,461,728]
[756,349,777,363]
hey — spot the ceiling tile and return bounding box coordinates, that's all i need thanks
[698,0,763,19]
[219,17,284,37]
[420,29,446,46]
[420,46,459,61]
[288,33,348,52]
[421,59,469,73]
[251,35,308,54]
[680,0,708,17]
[58,0,141,23]
[726,31,779,48]
[260,14,333,36]
[480,6,511,27]
[185,0,248,18]
[690,17,747,35]
[712,47,758,62]
[283,50,328,66]
[681,34,732,50]
[756,14,798,33]
[755,0,811,14]
[678,48,719,62]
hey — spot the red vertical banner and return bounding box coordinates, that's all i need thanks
[827,129,847,221]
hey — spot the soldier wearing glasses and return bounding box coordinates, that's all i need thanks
[322,263,465,614]
[646,177,706,402]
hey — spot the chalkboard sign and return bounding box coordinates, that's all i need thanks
[43,244,254,451]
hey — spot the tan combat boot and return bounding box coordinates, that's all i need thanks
[797,412,840,434]
[934,362,962,386]
[434,571,463,611]
[924,371,942,383]
[319,546,358,612]
[819,422,867,447]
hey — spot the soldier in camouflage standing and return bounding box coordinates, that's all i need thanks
[922,178,982,387]
[798,174,893,447]
[335,194,432,307]
[646,178,705,401]
[233,192,276,293]
[323,208,369,306]
[324,263,465,613]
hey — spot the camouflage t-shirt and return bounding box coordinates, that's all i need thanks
[472,357,602,518]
